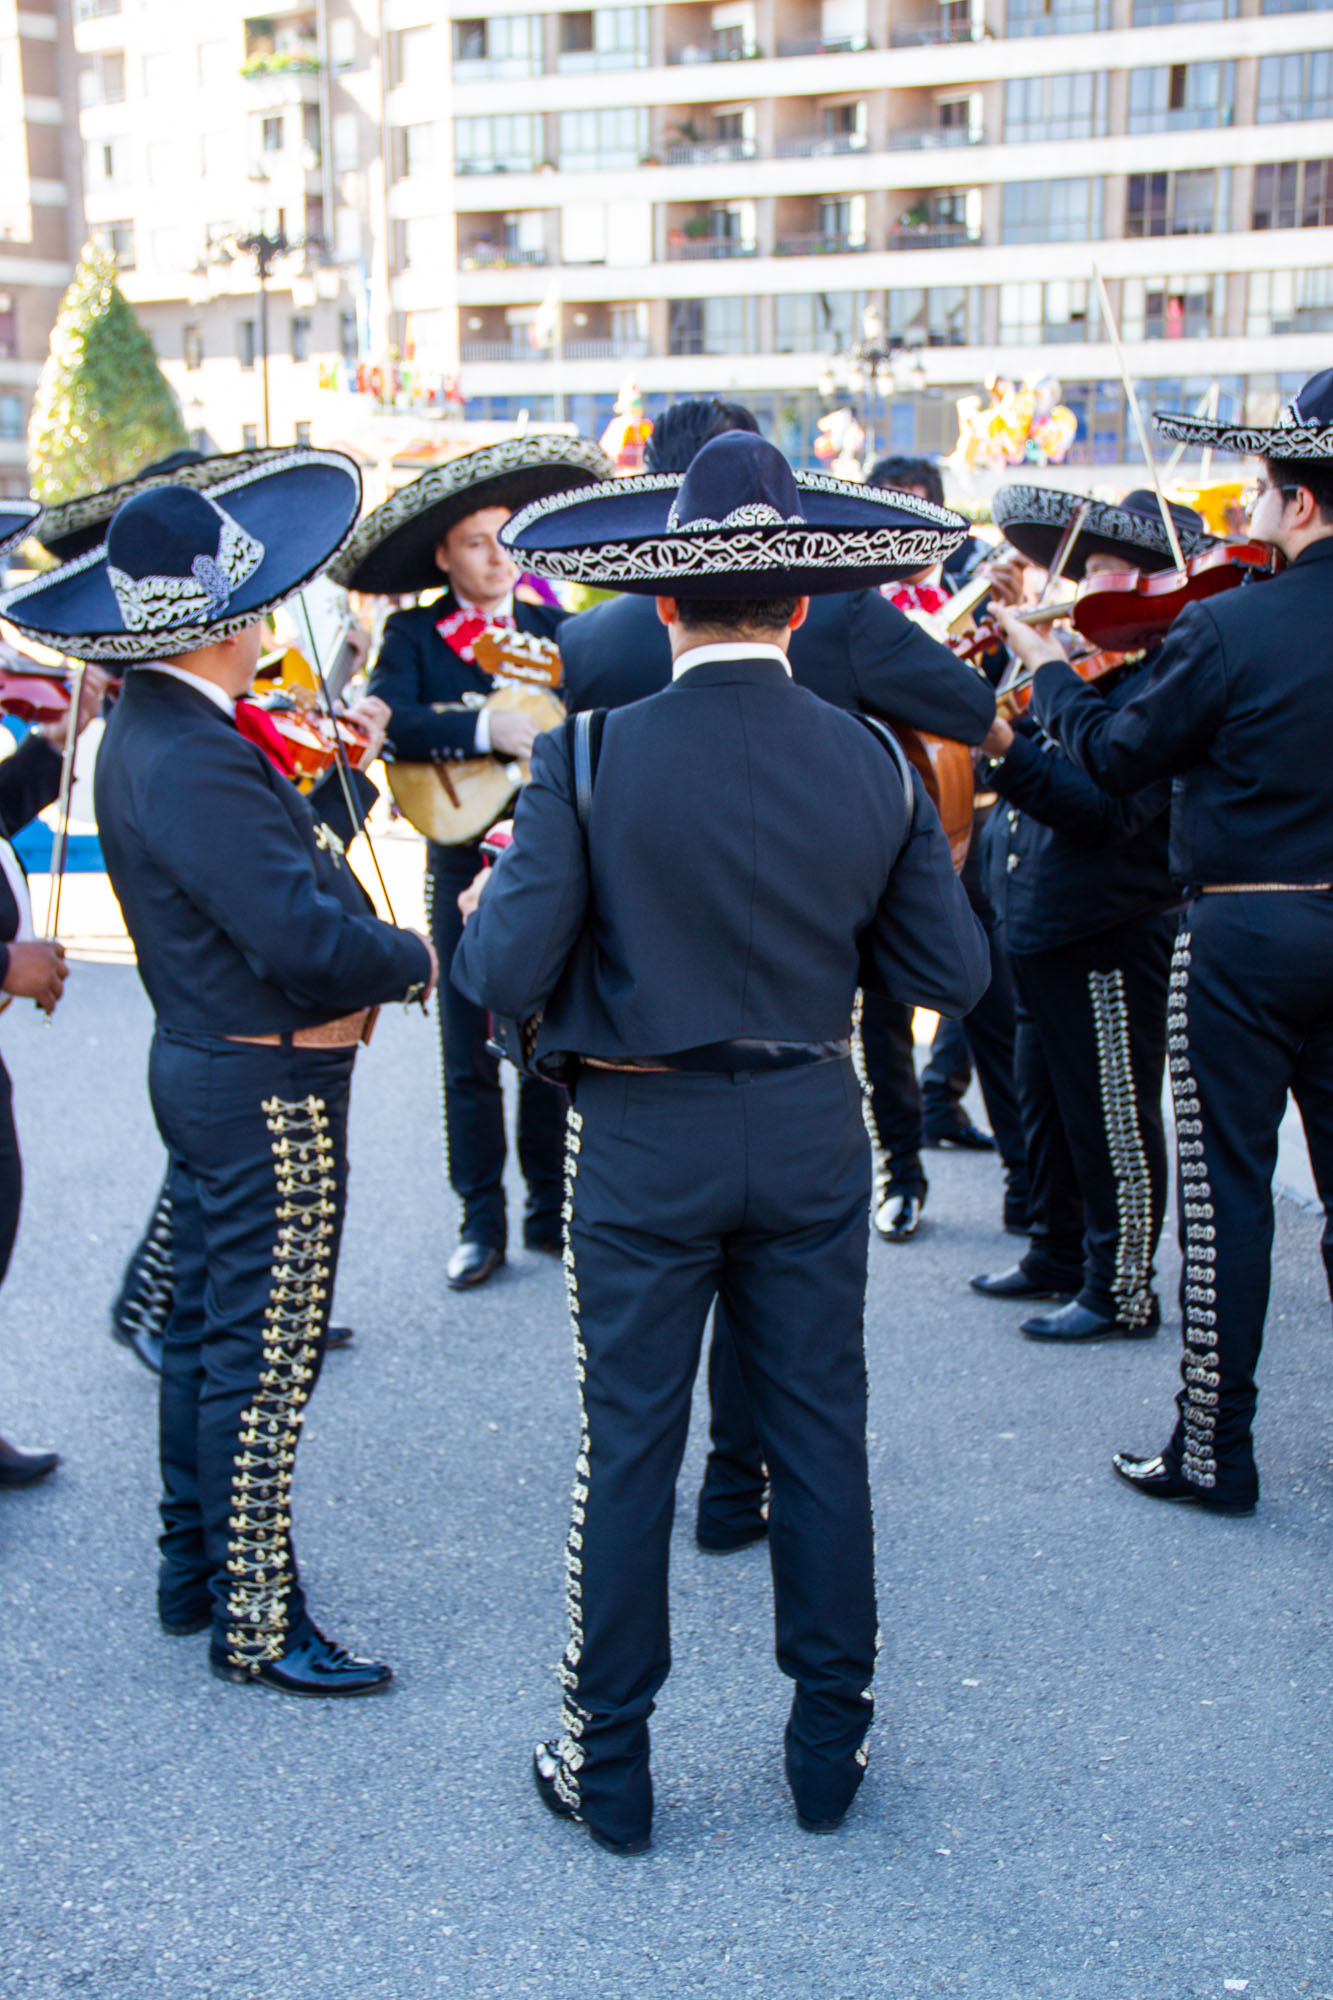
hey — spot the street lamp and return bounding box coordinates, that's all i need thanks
[194,213,327,446]
[817,309,929,461]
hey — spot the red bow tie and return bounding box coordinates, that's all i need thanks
[235,697,297,779]
[436,607,516,662]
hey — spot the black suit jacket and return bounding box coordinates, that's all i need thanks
[558,588,995,744]
[1033,539,1333,887]
[0,731,61,981]
[367,592,568,763]
[454,655,989,1063]
[95,671,431,1036]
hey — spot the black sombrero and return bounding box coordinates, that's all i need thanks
[500,431,968,597]
[0,499,42,566]
[36,447,294,563]
[993,484,1214,579]
[329,434,613,594]
[1154,368,1333,461]
[0,449,360,665]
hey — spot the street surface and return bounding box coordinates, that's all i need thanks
[2,959,1331,2000]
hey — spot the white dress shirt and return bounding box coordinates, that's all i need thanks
[671,641,793,682]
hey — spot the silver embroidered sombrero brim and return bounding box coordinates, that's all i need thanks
[0,500,42,566]
[329,434,614,595]
[0,450,361,664]
[993,484,1215,580]
[35,448,294,562]
[499,471,968,597]
[1154,369,1333,460]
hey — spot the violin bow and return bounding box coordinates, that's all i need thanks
[43,659,86,945]
[1037,499,1091,605]
[292,588,399,926]
[1091,266,1186,571]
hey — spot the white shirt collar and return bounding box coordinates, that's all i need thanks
[456,591,514,623]
[671,641,792,682]
[144,662,237,718]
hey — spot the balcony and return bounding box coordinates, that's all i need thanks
[562,337,652,359]
[460,340,552,362]
[889,19,986,44]
[774,231,868,255]
[775,33,872,55]
[1128,107,1237,133]
[885,125,985,150]
[666,35,762,64]
[457,244,549,269]
[665,236,760,259]
[887,224,980,249]
[775,133,869,158]
[662,138,758,164]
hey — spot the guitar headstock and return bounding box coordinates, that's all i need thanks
[473,627,562,689]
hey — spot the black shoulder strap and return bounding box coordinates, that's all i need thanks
[856,714,916,837]
[571,708,605,833]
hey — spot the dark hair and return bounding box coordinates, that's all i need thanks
[675,594,800,632]
[1266,457,1333,525]
[644,397,760,475]
[866,455,945,508]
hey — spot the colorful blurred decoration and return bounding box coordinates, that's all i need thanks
[599,379,653,476]
[1168,481,1246,538]
[947,374,1078,477]
[812,407,866,482]
[317,358,467,412]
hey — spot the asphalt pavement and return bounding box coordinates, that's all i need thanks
[2,962,1331,2000]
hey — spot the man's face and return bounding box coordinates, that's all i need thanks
[434,506,518,610]
[1082,550,1134,580]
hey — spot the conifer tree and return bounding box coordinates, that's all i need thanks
[28,240,187,501]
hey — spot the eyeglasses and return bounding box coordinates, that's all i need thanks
[1242,477,1301,514]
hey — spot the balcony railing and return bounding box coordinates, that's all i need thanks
[889,20,987,45]
[662,139,757,165]
[460,341,552,362]
[666,37,761,64]
[665,237,760,259]
[774,232,869,256]
[885,125,984,150]
[775,33,872,56]
[1127,106,1236,133]
[458,244,549,268]
[887,225,980,250]
[775,133,869,158]
[562,337,652,360]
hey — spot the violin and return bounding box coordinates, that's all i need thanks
[257,690,373,792]
[1070,540,1284,652]
[0,657,119,727]
[996,644,1140,720]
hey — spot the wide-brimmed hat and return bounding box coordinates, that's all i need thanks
[35,447,293,562]
[993,484,1214,579]
[0,449,360,664]
[0,499,42,566]
[329,434,614,595]
[500,431,968,597]
[1154,368,1333,461]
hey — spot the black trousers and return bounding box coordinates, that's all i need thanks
[148,1028,354,1663]
[111,1170,174,1345]
[428,845,564,1249]
[1010,913,1174,1321]
[0,1055,21,1291]
[1164,893,1333,1501]
[857,993,925,1198]
[550,1059,877,1844]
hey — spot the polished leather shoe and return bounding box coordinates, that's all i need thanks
[923,1111,995,1152]
[325,1323,354,1349]
[874,1191,923,1241]
[210,1627,393,1697]
[970,1264,1075,1302]
[113,1320,164,1374]
[1112,1451,1257,1516]
[160,1607,211,1637]
[0,1436,58,1487]
[696,1514,768,1555]
[1022,1298,1159,1342]
[446,1242,505,1290]
[532,1742,650,1856]
[524,1236,564,1258]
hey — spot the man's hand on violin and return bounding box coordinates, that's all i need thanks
[992,605,1067,672]
[4,938,68,1014]
[407,929,439,1005]
[489,710,541,761]
[340,694,390,764]
[39,666,110,748]
[979,555,1029,610]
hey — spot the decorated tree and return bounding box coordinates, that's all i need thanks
[28,240,188,502]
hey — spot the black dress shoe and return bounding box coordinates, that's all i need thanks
[970,1264,1076,1302]
[923,1112,995,1152]
[532,1742,650,1856]
[874,1191,924,1241]
[524,1236,564,1258]
[1022,1298,1159,1342]
[696,1515,768,1555]
[210,1627,393,1697]
[446,1242,505,1290]
[0,1436,59,1487]
[160,1608,211,1637]
[113,1321,163,1374]
[1112,1451,1257,1516]
[325,1323,354,1349]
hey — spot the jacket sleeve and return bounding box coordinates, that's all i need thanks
[858,771,991,1016]
[306,765,379,847]
[988,723,1170,847]
[139,732,431,1012]
[849,590,996,744]
[367,612,483,761]
[1032,601,1229,797]
[451,729,589,1019]
[0,729,61,837]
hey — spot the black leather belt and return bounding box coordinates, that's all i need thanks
[585,1037,851,1077]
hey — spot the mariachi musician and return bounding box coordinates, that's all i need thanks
[1,451,436,1693]
[0,500,107,1486]
[340,437,610,1291]
[1006,369,1333,1515]
[32,447,385,1373]
[971,485,1213,1343]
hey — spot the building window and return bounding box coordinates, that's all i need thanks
[261,114,284,153]
[390,26,434,87]
[667,296,756,356]
[558,106,648,171]
[557,9,649,72]
[183,323,204,371]
[396,124,433,179]
[999,281,1095,343]
[1001,179,1104,244]
[1120,274,1224,339]
[0,296,16,360]
[775,291,861,352]
[1253,158,1333,227]
[93,219,136,268]
[1127,62,1235,132]
[1257,51,1333,122]
[1247,267,1333,335]
[1132,0,1236,20]
[452,15,542,79]
[340,310,359,364]
[75,0,122,18]
[78,50,127,108]
[1006,0,1110,35]
[290,316,312,362]
[0,394,22,441]
[1125,167,1229,235]
[238,320,257,369]
[454,113,543,174]
[887,285,978,346]
[241,424,259,449]
[294,421,312,445]
[1004,72,1108,142]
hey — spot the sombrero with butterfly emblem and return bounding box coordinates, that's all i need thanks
[34,447,294,563]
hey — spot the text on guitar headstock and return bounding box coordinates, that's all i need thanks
[472,627,563,689]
